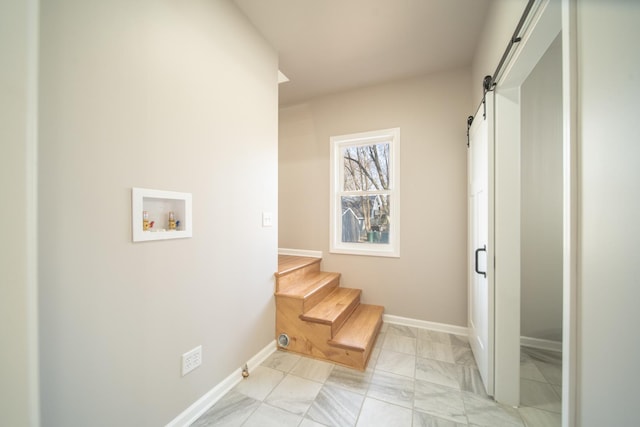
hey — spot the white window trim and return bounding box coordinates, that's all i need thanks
[329,127,400,258]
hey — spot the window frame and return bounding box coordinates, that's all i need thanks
[329,127,400,257]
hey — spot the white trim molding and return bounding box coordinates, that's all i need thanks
[383,314,468,337]
[520,336,562,353]
[278,248,323,258]
[246,340,277,372]
[166,340,276,427]
[561,0,578,425]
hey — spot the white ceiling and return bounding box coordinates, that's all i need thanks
[233,0,491,106]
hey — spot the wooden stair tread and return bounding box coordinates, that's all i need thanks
[276,255,320,277]
[300,288,361,325]
[276,271,340,298]
[329,304,384,352]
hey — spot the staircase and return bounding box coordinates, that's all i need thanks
[274,255,384,370]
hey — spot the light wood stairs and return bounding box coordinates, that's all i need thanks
[275,255,384,370]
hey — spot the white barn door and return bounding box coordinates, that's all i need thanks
[468,93,494,396]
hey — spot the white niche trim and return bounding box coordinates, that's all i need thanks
[132,187,192,242]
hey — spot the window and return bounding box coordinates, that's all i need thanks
[330,128,400,257]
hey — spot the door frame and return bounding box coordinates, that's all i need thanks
[491,0,564,406]
[560,1,578,425]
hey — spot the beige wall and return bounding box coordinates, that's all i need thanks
[577,2,640,425]
[0,0,39,425]
[471,0,528,105]
[279,69,472,326]
[38,0,278,425]
[520,35,563,342]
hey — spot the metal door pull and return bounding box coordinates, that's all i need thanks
[475,245,487,278]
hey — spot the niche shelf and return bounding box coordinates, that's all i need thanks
[132,187,192,242]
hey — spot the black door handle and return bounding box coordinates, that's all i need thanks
[475,245,487,278]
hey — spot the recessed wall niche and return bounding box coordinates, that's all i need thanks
[131,188,192,242]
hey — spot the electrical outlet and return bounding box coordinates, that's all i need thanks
[182,345,202,376]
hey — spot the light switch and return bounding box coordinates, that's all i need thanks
[262,212,273,227]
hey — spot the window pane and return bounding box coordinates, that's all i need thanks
[341,195,390,244]
[342,143,390,191]
[331,127,399,257]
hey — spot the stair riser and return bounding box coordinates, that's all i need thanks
[275,259,321,292]
[332,322,381,370]
[301,292,361,336]
[302,275,340,313]
[275,276,340,315]
[330,298,360,336]
[330,314,383,360]
[360,319,383,367]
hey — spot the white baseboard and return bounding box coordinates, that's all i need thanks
[246,340,277,372]
[383,314,468,337]
[383,315,562,352]
[166,340,276,427]
[278,248,323,258]
[520,336,562,352]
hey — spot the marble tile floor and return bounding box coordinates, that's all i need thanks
[191,324,563,427]
[519,347,563,426]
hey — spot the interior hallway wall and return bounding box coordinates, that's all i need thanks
[38,0,278,425]
[0,0,39,425]
[471,0,528,104]
[576,1,640,425]
[520,35,563,343]
[279,69,472,326]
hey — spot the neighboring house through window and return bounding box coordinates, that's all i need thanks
[330,127,400,257]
